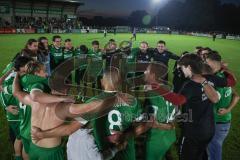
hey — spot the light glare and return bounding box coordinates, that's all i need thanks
[153,0,161,3]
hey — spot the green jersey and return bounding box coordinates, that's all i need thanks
[74,48,81,56]
[86,56,104,81]
[1,62,13,76]
[88,49,103,60]
[145,91,176,160]
[63,47,74,60]
[125,48,139,79]
[49,45,63,67]
[74,48,80,56]
[19,74,50,139]
[0,71,21,139]
[2,72,16,95]
[0,72,20,121]
[20,74,50,93]
[18,100,31,140]
[87,92,142,160]
[214,71,233,123]
[128,48,138,63]
[74,47,88,56]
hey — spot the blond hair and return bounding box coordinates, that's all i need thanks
[25,61,44,75]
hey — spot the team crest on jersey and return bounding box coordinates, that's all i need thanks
[224,88,232,97]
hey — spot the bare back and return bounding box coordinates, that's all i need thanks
[31,102,65,148]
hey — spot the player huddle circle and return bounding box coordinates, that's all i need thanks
[0,35,238,160]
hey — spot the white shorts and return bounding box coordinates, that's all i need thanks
[67,129,103,160]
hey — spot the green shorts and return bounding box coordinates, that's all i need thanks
[21,137,31,154]
[9,121,21,140]
[146,129,176,160]
[29,142,64,160]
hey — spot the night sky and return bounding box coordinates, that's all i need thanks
[78,0,240,17]
[221,0,240,5]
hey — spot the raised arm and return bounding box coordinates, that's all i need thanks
[30,89,74,104]
[192,76,220,103]
[13,73,32,106]
[223,70,237,87]
[169,51,180,60]
[67,96,117,119]
[202,81,220,103]
[151,83,186,106]
[54,96,116,122]
[220,64,237,87]
[204,70,236,88]
[56,93,132,122]
[0,69,13,90]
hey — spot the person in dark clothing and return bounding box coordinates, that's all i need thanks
[153,40,179,66]
[128,41,154,81]
[198,47,212,61]
[131,27,137,41]
[195,46,203,55]
[9,39,38,76]
[212,33,217,41]
[37,37,51,76]
[136,41,153,63]
[177,54,220,160]
[173,51,189,93]
[20,39,39,60]
[145,54,236,160]
[102,41,121,69]
[103,28,107,38]
[152,40,179,82]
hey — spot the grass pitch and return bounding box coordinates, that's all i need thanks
[0,33,239,160]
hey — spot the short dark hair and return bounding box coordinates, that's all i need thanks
[80,45,88,54]
[25,39,37,49]
[14,56,33,71]
[181,51,189,56]
[148,63,168,80]
[109,39,115,43]
[92,40,99,46]
[38,37,48,43]
[196,46,202,50]
[38,37,48,51]
[178,53,203,74]
[140,41,148,46]
[65,39,71,43]
[158,40,166,45]
[206,51,221,62]
[202,47,212,51]
[202,63,213,75]
[52,35,61,42]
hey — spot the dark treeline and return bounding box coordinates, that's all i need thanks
[78,0,240,34]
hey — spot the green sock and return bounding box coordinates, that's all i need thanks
[15,156,23,160]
